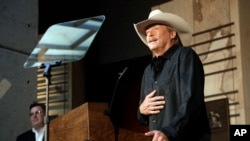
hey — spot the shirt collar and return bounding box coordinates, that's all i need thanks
[160,44,179,59]
[151,44,179,64]
[32,126,45,134]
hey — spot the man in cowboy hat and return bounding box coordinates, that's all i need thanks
[134,9,211,141]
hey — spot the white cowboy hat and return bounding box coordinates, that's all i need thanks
[134,9,192,46]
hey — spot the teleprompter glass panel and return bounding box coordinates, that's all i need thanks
[24,15,105,68]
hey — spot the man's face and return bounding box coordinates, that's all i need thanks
[145,24,176,52]
[29,106,45,129]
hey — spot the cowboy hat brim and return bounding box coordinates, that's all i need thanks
[134,10,192,46]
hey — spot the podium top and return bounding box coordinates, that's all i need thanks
[24,15,105,68]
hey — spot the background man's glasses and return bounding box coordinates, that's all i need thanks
[29,110,42,117]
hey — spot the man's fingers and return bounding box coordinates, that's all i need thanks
[153,96,165,101]
[146,90,157,98]
[153,100,165,106]
[145,130,168,141]
[145,131,154,136]
[150,110,161,114]
[150,104,164,110]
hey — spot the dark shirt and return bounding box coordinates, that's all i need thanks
[138,44,211,141]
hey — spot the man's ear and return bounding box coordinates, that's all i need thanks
[170,31,177,39]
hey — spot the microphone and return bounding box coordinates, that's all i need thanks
[108,67,128,141]
[118,67,128,80]
[108,67,128,115]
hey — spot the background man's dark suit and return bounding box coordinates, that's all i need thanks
[16,129,44,141]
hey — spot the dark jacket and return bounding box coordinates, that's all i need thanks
[138,44,211,141]
[16,129,44,141]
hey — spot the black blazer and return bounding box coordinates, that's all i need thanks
[16,129,44,141]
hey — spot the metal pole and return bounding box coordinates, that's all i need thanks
[44,77,49,141]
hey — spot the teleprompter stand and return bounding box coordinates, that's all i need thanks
[40,60,61,141]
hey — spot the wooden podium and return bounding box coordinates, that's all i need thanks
[49,102,151,141]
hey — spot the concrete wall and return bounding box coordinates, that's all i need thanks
[0,0,38,140]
